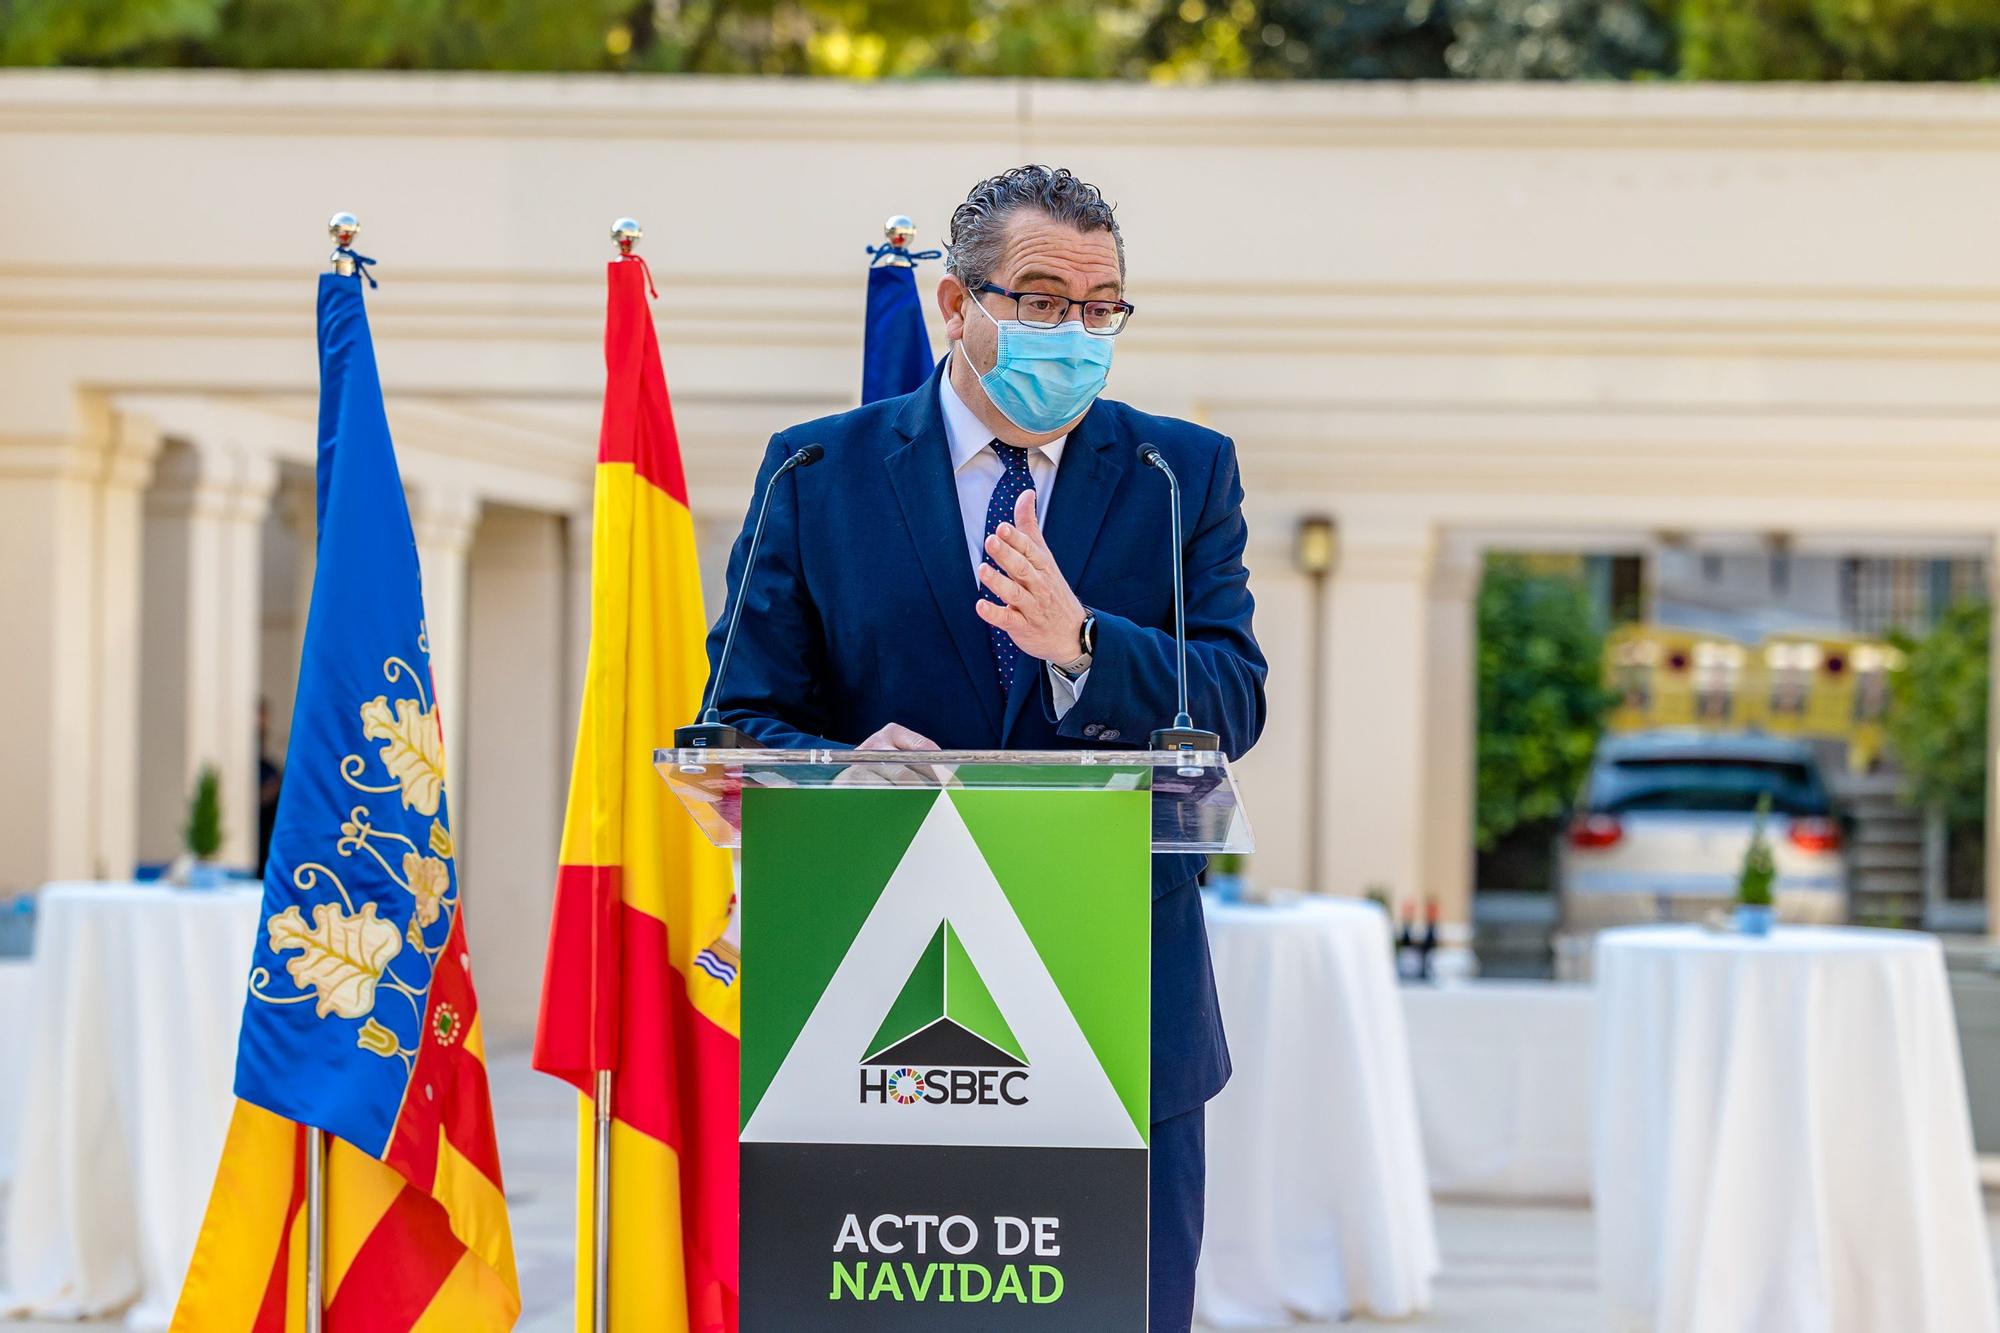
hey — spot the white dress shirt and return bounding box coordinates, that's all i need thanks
[937,361,1089,716]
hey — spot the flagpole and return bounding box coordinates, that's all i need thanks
[593,1069,613,1333]
[586,216,647,1333]
[305,1125,326,1332]
[301,211,359,1333]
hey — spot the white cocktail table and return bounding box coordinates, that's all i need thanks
[1594,924,1996,1333]
[1196,894,1438,1326]
[1,881,260,1330]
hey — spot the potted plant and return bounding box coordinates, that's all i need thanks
[1735,792,1777,937]
[1206,852,1248,904]
[182,764,227,889]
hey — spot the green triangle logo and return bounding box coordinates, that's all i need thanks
[862,921,1027,1068]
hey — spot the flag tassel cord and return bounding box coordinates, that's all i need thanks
[305,1126,326,1333]
[593,1070,613,1333]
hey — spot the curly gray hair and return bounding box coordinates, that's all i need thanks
[945,165,1125,292]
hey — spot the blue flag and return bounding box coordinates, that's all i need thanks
[232,271,484,1163]
[862,263,936,403]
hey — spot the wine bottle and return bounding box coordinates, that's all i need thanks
[1418,898,1440,982]
[1396,900,1419,980]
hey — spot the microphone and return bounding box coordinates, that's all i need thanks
[674,442,826,753]
[1137,444,1222,764]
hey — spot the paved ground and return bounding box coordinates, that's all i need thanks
[438,1054,1607,1333]
[485,1053,1604,1332]
[4,1046,1993,1331]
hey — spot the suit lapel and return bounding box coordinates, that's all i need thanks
[1040,401,1124,592]
[1000,400,1127,743]
[885,365,1006,737]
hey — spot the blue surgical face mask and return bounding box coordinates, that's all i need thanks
[968,293,1114,435]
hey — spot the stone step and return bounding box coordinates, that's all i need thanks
[1844,800,1922,821]
[1854,860,1925,883]
[1852,823,1924,846]
[1851,844,1925,871]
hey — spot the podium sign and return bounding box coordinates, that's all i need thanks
[661,750,1250,1331]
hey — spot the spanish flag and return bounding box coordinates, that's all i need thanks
[533,255,741,1330]
[173,269,517,1330]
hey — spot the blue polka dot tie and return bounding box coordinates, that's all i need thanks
[983,442,1035,698]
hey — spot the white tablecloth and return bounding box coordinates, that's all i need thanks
[1594,925,1999,1333]
[1195,894,1439,1326]
[1401,980,1595,1200]
[0,958,32,1186]
[1,882,260,1330]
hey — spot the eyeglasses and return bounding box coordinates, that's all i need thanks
[976,283,1134,336]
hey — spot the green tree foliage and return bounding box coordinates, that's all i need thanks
[1234,0,1669,79]
[2,0,635,69]
[0,0,1979,82]
[1443,0,1669,78]
[7,3,1997,99]
[1887,600,1990,828]
[1677,0,2000,81]
[1476,556,1612,851]
[0,0,221,64]
[1204,0,1452,79]
[1,0,1665,78]
[0,0,1176,74]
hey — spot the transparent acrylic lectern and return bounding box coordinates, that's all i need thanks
[656,748,1254,855]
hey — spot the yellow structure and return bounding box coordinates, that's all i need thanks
[1606,625,1905,771]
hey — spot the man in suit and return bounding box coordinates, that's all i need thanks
[707,164,1266,1332]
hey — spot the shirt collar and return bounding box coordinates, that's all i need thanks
[938,352,1067,474]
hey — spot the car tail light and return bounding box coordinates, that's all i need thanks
[1569,813,1623,849]
[1788,817,1842,853]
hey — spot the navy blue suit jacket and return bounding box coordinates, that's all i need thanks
[706,361,1267,1118]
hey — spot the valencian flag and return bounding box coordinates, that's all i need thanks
[533,254,741,1330]
[861,241,936,403]
[173,269,518,1331]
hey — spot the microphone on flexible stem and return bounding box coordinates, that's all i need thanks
[1137,444,1221,772]
[674,442,826,753]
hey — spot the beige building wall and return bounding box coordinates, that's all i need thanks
[9,73,2000,1035]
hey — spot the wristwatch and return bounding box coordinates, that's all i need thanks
[1055,611,1096,679]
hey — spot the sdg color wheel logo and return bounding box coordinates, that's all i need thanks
[858,920,1034,1109]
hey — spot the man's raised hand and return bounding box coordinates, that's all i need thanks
[975,487,1086,665]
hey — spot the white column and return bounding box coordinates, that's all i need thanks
[1322,517,1436,913]
[0,427,160,887]
[263,469,318,761]
[408,485,480,785]
[1422,538,1481,968]
[136,440,279,869]
[89,412,165,880]
[463,506,567,1042]
[1226,515,1313,894]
